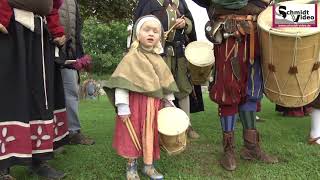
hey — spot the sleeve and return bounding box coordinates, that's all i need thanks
[0,0,13,28]
[75,1,84,57]
[133,0,152,22]
[191,0,211,8]
[163,93,175,107]
[115,88,131,115]
[46,0,64,38]
[181,0,197,42]
[184,17,193,34]
[115,88,129,105]
[164,93,175,101]
[117,104,131,115]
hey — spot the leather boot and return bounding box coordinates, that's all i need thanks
[220,132,236,171]
[240,129,278,163]
[30,160,66,180]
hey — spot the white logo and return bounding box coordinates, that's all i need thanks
[273,3,317,27]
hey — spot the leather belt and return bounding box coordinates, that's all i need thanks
[218,15,257,22]
[218,14,257,64]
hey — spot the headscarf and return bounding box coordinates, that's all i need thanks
[130,15,164,54]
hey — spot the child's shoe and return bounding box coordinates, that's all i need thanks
[142,164,163,180]
[126,159,140,180]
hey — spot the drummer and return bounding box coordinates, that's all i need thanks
[134,0,202,139]
[192,0,278,171]
[104,15,178,180]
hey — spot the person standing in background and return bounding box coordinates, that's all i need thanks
[58,0,95,145]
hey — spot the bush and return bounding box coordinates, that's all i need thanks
[82,17,128,75]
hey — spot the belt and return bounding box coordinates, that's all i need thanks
[218,14,257,64]
[165,40,183,47]
[218,14,257,22]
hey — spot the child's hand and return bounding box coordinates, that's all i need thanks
[119,115,130,123]
[0,23,8,34]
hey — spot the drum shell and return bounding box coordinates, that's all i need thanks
[188,62,213,85]
[259,29,320,107]
[159,132,186,155]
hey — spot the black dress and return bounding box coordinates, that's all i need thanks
[0,16,68,170]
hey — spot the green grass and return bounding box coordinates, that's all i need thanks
[12,94,320,179]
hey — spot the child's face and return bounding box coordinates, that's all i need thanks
[138,21,161,48]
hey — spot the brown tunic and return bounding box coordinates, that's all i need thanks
[8,0,53,16]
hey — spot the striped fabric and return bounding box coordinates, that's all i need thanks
[220,115,237,132]
[239,111,256,130]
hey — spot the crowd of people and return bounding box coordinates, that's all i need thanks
[0,0,319,179]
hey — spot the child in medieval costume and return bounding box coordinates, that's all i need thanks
[192,0,278,171]
[104,15,178,180]
[134,0,202,139]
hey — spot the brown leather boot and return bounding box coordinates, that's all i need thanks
[220,132,236,171]
[240,129,278,163]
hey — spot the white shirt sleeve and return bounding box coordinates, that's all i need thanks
[115,88,130,115]
[164,93,175,101]
[164,93,175,107]
[117,103,131,115]
[115,88,129,105]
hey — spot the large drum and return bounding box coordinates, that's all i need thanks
[258,1,320,107]
[185,41,215,85]
[157,107,189,155]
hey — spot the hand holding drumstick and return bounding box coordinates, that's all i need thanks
[164,15,185,39]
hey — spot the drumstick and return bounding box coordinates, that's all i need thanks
[127,118,142,150]
[125,119,140,151]
[164,15,185,39]
[125,121,139,151]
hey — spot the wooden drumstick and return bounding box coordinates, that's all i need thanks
[125,119,140,151]
[127,118,142,150]
[164,15,185,39]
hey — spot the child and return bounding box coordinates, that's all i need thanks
[104,15,178,180]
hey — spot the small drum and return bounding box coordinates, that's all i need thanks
[185,41,215,85]
[258,2,320,107]
[157,107,190,155]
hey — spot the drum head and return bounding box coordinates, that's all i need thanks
[185,41,215,67]
[158,107,190,136]
[258,1,320,37]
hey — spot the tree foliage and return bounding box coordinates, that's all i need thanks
[78,0,137,22]
[82,17,128,74]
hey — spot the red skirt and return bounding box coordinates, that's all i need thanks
[112,92,161,161]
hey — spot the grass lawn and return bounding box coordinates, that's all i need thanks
[12,94,320,179]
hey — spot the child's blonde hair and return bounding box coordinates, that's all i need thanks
[130,15,164,54]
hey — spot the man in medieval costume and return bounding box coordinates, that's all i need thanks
[192,0,278,171]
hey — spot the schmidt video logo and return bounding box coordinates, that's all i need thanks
[273,2,318,27]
